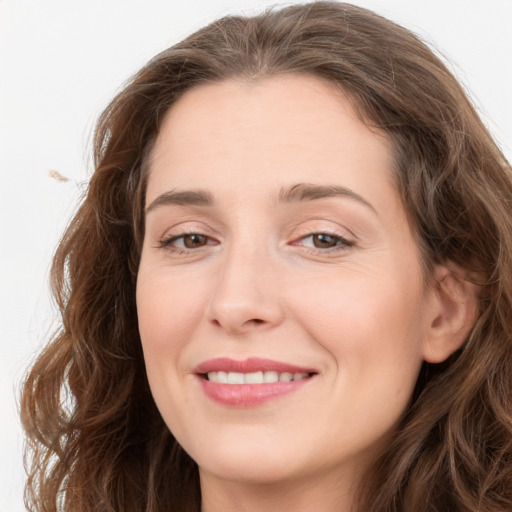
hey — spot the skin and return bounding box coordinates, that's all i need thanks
[136,75,466,512]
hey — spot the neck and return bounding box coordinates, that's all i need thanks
[199,467,360,512]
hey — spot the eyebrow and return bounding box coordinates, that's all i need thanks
[278,183,377,214]
[145,189,214,214]
[145,183,377,215]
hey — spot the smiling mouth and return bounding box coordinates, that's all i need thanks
[203,371,316,384]
[194,357,318,405]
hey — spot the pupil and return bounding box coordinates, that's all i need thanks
[184,234,205,248]
[314,234,336,248]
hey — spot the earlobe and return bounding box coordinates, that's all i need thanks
[422,265,481,364]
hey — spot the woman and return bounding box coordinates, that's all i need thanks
[21,2,512,511]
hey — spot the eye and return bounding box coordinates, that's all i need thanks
[159,233,214,250]
[178,233,209,249]
[306,233,343,249]
[293,232,354,251]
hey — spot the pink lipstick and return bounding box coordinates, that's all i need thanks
[194,357,317,407]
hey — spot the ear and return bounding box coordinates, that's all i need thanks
[422,265,481,364]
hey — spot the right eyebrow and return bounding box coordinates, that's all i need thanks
[145,189,214,214]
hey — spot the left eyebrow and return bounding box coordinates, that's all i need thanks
[277,183,378,215]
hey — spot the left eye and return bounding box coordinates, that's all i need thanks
[299,233,352,249]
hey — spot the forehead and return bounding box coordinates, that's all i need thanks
[146,74,395,210]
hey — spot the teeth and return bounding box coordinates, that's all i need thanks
[263,371,278,383]
[245,371,263,383]
[206,371,309,384]
[227,372,245,384]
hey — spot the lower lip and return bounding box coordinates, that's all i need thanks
[197,377,311,407]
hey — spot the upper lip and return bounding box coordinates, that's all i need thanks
[194,357,317,375]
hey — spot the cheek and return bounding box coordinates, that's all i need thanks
[303,279,425,426]
[287,266,426,383]
[135,270,205,436]
[136,269,206,370]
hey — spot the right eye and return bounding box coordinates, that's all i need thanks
[159,233,216,251]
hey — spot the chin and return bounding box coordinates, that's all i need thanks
[191,437,308,485]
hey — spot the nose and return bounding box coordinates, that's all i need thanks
[207,243,285,335]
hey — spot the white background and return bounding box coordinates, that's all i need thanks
[1,1,511,510]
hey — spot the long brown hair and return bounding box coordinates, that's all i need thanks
[21,2,512,511]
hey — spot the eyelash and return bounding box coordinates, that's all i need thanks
[158,231,217,254]
[292,232,354,253]
[158,230,354,255]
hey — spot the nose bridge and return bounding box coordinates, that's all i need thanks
[208,233,284,333]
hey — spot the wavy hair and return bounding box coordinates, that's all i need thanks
[21,2,512,511]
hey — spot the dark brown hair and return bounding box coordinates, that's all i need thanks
[21,2,512,511]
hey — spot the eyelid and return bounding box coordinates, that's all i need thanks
[159,231,217,247]
[156,219,218,239]
[290,221,355,241]
[288,222,357,254]
[155,222,220,252]
[291,232,354,249]
[153,220,356,255]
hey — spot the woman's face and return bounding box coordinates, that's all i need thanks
[136,75,437,487]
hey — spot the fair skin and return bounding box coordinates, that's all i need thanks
[136,75,476,512]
